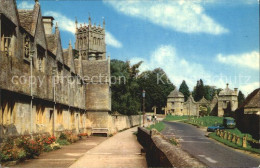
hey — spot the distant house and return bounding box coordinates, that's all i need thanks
[235,88,260,140]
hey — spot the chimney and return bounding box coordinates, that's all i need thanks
[42,16,54,35]
[234,88,238,95]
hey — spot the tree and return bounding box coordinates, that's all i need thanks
[204,85,216,101]
[179,80,190,101]
[110,59,142,115]
[238,90,245,107]
[193,79,205,102]
[138,68,175,114]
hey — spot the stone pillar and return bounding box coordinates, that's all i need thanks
[0,89,2,141]
[242,136,247,148]
[232,134,236,143]
[236,137,241,145]
[228,132,232,141]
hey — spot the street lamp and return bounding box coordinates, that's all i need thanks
[52,66,57,136]
[29,50,35,136]
[142,90,145,127]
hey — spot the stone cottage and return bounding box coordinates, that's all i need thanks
[236,88,260,140]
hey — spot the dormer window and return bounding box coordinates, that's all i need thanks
[37,45,45,72]
[1,15,16,57]
[24,35,31,60]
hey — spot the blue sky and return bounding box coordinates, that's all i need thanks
[17,0,259,95]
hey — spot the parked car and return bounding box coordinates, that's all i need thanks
[223,117,236,129]
[207,124,225,132]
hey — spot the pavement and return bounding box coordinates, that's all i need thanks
[12,136,107,168]
[69,127,147,168]
[162,121,260,167]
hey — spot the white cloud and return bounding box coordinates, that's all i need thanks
[18,1,34,9]
[106,32,122,48]
[240,82,259,95]
[104,0,228,35]
[216,51,259,70]
[44,11,75,34]
[130,45,259,95]
[43,11,122,48]
[130,45,214,88]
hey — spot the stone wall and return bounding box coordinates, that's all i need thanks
[137,127,204,167]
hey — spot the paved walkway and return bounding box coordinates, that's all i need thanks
[70,127,147,168]
[12,136,107,168]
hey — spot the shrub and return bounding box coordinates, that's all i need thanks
[59,133,67,140]
[56,139,70,146]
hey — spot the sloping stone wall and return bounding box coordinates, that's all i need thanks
[137,127,205,167]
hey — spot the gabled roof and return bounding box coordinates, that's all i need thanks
[168,88,184,98]
[18,10,34,33]
[198,96,210,104]
[240,88,260,109]
[63,41,76,73]
[219,84,236,96]
[46,34,56,54]
[18,1,40,36]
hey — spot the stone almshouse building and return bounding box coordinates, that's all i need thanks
[167,84,239,117]
[0,0,137,140]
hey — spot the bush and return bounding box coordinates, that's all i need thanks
[56,139,70,146]
[59,133,67,140]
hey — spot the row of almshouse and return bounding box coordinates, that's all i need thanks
[0,0,92,139]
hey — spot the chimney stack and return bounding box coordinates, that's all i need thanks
[234,88,238,95]
[42,16,54,35]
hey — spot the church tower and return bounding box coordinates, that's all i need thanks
[75,16,106,60]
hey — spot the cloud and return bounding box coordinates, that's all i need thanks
[104,0,228,35]
[130,45,259,95]
[43,11,122,48]
[216,51,259,70]
[18,1,34,9]
[240,82,259,95]
[130,45,213,88]
[106,32,122,48]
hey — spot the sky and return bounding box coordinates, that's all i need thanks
[17,0,259,95]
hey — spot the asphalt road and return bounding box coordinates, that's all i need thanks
[161,121,260,167]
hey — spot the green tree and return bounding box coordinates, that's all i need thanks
[193,79,205,102]
[238,90,245,107]
[179,80,190,101]
[110,59,142,115]
[138,68,175,114]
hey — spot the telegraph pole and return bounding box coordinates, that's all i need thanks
[29,50,35,137]
[142,90,145,127]
[52,66,57,136]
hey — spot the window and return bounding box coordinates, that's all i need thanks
[24,35,30,59]
[37,45,45,72]
[1,15,16,57]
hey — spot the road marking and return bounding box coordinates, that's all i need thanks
[198,155,218,164]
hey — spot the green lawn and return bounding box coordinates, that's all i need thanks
[185,116,223,127]
[147,122,165,132]
[163,115,189,121]
[209,132,260,154]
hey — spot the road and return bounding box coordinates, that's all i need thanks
[161,121,260,167]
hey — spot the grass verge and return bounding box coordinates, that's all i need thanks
[209,132,260,154]
[147,122,165,132]
[184,116,223,127]
[163,115,189,121]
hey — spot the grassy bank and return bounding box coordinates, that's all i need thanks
[147,122,165,132]
[184,116,223,127]
[163,115,189,121]
[209,132,260,154]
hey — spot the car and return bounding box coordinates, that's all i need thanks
[207,124,225,132]
[223,117,236,129]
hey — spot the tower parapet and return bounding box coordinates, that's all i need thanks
[75,16,106,60]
